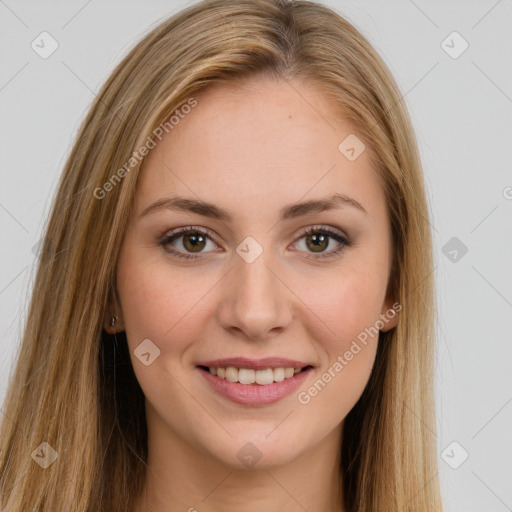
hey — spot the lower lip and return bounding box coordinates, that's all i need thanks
[197,367,313,406]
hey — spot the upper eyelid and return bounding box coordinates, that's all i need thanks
[162,224,347,239]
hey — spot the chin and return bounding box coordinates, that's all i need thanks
[203,432,308,470]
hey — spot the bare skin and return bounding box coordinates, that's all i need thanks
[113,76,398,512]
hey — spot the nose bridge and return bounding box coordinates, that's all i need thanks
[238,249,278,303]
[218,246,292,339]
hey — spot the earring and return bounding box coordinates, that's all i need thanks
[105,316,118,334]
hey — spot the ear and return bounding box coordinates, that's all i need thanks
[379,295,401,332]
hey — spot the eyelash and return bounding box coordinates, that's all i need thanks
[158,225,351,261]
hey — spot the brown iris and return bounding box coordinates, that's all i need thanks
[305,233,328,252]
[182,232,207,252]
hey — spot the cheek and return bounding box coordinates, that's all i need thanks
[117,256,224,363]
[301,263,387,348]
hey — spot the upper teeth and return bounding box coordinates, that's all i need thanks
[209,366,303,385]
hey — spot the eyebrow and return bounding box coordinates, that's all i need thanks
[139,192,367,221]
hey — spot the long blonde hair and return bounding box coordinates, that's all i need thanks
[0,1,442,510]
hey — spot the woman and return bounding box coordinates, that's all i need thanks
[0,0,443,510]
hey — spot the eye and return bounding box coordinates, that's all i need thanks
[291,226,351,260]
[159,226,218,260]
[159,225,351,260]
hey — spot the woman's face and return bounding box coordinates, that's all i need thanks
[115,76,398,469]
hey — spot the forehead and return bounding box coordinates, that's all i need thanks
[134,77,386,222]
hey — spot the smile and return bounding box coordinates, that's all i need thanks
[197,365,314,406]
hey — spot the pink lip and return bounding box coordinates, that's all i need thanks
[196,356,310,370]
[197,366,314,406]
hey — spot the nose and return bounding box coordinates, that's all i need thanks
[217,251,293,342]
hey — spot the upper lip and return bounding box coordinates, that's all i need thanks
[196,357,312,370]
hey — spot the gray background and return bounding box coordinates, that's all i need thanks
[1,0,511,510]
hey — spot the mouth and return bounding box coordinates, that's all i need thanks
[196,364,315,406]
